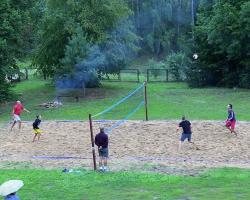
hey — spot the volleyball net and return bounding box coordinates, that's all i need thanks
[88,82,148,170]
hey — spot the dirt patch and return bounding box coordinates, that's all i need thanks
[0,120,250,174]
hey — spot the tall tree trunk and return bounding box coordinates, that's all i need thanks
[191,0,195,26]
[43,69,47,80]
[136,0,139,29]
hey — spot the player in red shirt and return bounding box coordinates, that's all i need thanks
[10,100,30,131]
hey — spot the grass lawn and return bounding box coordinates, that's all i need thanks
[1,79,250,200]
[1,78,250,121]
[0,168,250,200]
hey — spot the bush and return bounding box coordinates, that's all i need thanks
[0,70,15,103]
[239,69,250,88]
[165,52,188,81]
[186,63,228,88]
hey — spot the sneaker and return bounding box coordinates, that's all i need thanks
[103,166,108,172]
[99,166,103,171]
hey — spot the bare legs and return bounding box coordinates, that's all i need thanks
[99,156,108,171]
[103,157,107,168]
[178,141,182,151]
[32,134,41,142]
[99,157,102,168]
[226,126,237,136]
[18,121,22,130]
[189,141,200,150]
[178,141,199,151]
[10,121,21,131]
[10,121,16,131]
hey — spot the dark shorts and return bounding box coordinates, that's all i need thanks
[180,133,192,142]
[98,148,109,158]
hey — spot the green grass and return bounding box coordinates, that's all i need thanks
[1,78,250,121]
[0,168,250,200]
[1,79,250,199]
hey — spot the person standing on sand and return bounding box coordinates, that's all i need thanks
[32,115,42,142]
[95,127,109,172]
[225,104,237,136]
[176,116,199,151]
[10,101,30,131]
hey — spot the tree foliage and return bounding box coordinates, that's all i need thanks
[165,52,189,81]
[1,0,249,101]
[0,0,43,102]
[0,0,25,101]
[188,0,250,88]
[34,0,130,80]
[127,0,196,56]
[59,25,90,76]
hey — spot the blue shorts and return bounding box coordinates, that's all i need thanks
[180,133,192,142]
[98,148,109,158]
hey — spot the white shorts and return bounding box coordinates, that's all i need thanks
[13,114,21,122]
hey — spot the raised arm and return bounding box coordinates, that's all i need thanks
[24,107,30,113]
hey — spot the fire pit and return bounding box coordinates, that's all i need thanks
[38,101,62,108]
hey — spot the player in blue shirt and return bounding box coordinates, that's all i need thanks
[225,104,237,136]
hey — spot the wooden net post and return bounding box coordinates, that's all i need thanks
[89,114,97,170]
[144,81,148,121]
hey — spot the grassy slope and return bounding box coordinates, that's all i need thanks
[0,168,250,200]
[1,78,250,121]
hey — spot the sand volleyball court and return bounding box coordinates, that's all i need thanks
[0,120,250,174]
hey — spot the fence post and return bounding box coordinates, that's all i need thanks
[147,69,149,82]
[137,69,140,83]
[118,71,121,81]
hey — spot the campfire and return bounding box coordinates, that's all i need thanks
[38,100,63,108]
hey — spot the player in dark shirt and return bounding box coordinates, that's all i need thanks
[176,116,199,151]
[95,127,109,171]
[32,115,42,142]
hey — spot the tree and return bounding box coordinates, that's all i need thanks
[0,0,23,102]
[100,20,140,75]
[56,25,101,88]
[57,19,140,88]
[165,52,189,81]
[188,0,250,88]
[34,13,68,79]
[126,0,195,57]
[59,25,90,76]
[238,1,250,88]
[34,0,130,79]
[0,0,43,102]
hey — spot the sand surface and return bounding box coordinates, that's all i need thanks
[0,120,250,174]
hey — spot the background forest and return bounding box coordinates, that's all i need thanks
[0,0,249,102]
